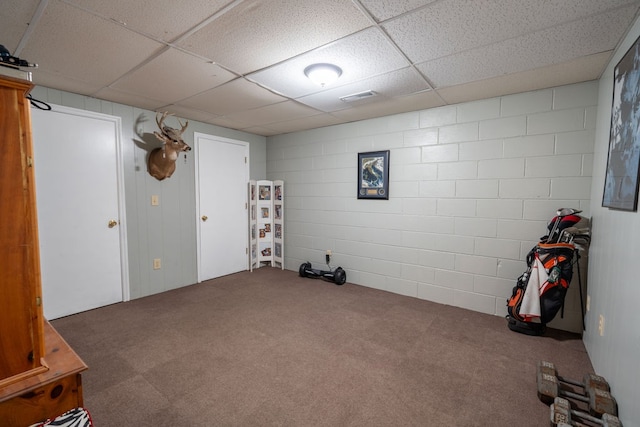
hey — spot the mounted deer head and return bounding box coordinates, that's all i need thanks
[147,111,191,181]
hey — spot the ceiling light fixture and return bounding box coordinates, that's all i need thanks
[304,63,342,87]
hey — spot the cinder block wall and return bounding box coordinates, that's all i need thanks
[267,81,597,332]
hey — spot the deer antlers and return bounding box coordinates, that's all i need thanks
[155,111,188,143]
[147,112,191,181]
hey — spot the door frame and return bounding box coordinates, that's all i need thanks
[34,104,130,302]
[194,132,250,283]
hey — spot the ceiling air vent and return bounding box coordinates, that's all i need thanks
[339,90,377,103]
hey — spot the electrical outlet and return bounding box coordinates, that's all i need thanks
[151,195,159,206]
[153,258,161,270]
[598,314,605,336]
[326,250,332,256]
[586,295,590,312]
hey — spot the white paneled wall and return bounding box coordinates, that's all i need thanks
[585,15,640,427]
[268,81,597,332]
[29,85,267,300]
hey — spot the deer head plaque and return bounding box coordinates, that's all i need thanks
[148,111,191,181]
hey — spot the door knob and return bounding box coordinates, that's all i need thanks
[201,215,208,222]
[108,219,118,228]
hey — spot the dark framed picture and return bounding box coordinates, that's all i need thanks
[357,150,389,200]
[603,35,640,211]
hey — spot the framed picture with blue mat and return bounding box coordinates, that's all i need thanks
[357,150,389,200]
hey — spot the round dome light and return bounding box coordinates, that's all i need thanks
[304,63,342,87]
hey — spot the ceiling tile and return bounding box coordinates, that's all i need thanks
[0,0,39,53]
[358,0,437,22]
[111,48,236,104]
[248,27,412,99]
[208,115,254,130]
[222,101,321,127]
[62,0,231,42]
[176,78,287,115]
[94,87,167,111]
[296,67,430,112]
[240,126,281,136]
[331,90,444,122]
[259,113,345,135]
[177,0,372,74]
[160,105,220,124]
[383,0,638,63]
[418,6,636,88]
[29,70,106,97]
[436,52,611,104]
[20,1,162,89]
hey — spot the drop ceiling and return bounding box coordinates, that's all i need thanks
[2,0,639,136]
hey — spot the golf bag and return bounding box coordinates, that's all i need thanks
[506,209,589,335]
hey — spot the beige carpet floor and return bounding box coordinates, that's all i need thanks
[52,267,593,426]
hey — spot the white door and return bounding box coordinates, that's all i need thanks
[195,133,249,282]
[32,105,127,319]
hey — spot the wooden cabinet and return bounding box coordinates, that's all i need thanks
[0,322,86,425]
[0,74,47,387]
[0,74,87,426]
